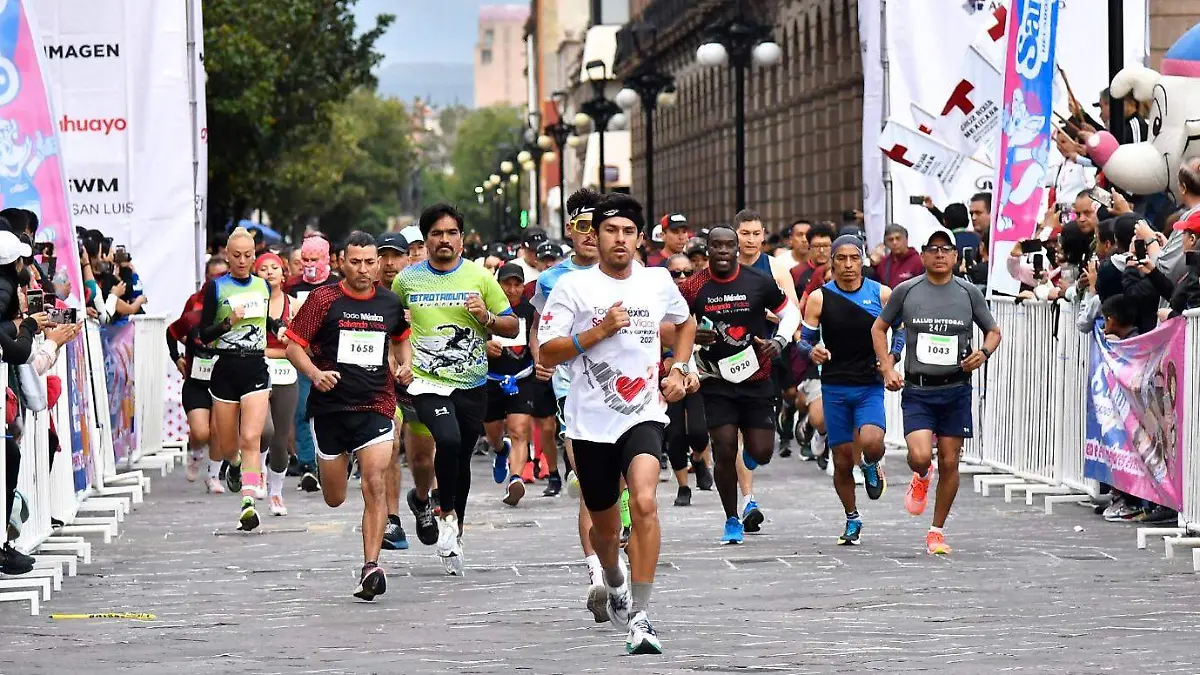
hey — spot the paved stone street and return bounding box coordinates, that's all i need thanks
[3,453,1200,675]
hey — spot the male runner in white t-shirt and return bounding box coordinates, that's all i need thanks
[539,193,698,655]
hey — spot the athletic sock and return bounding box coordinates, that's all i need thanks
[585,554,602,585]
[846,510,861,521]
[207,460,222,479]
[741,494,756,512]
[241,469,262,497]
[929,525,944,534]
[189,444,205,461]
[619,490,631,529]
[549,470,561,480]
[631,581,653,614]
[231,451,242,468]
[266,468,285,497]
[603,565,625,588]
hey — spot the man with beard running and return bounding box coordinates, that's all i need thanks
[872,229,1001,555]
[392,203,518,576]
[539,193,698,654]
[680,227,799,544]
[285,232,411,599]
[802,235,897,545]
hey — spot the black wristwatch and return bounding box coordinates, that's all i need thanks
[981,346,993,359]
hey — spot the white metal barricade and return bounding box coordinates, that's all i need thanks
[1182,310,1200,533]
[1053,302,1099,500]
[14,405,53,554]
[130,315,177,474]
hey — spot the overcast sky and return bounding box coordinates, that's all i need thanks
[353,0,496,66]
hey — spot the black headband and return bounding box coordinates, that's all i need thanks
[597,206,645,231]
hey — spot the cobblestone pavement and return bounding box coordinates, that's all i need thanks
[2,452,1200,675]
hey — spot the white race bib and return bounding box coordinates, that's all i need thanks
[409,377,455,397]
[228,292,266,319]
[337,330,385,367]
[295,291,311,305]
[268,358,297,385]
[915,333,958,366]
[191,356,216,381]
[494,317,527,348]
[717,345,759,383]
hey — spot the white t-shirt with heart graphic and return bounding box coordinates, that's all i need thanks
[538,264,690,443]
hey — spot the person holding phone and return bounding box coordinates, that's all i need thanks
[1119,219,1174,335]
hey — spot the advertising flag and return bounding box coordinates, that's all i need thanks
[879,120,968,188]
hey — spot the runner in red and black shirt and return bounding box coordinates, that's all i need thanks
[284,232,411,602]
[166,301,224,492]
[677,226,800,545]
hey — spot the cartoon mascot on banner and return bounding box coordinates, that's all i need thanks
[1087,22,1200,201]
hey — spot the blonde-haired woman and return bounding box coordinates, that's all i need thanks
[197,227,273,530]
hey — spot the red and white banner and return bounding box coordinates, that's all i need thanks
[879,120,968,189]
[934,45,1003,162]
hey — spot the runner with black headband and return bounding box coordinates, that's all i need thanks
[539,192,698,654]
[801,234,900,546]
[680,226,800,544]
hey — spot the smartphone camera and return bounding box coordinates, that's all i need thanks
[26,290,44,315]
[1134,239,1148,262]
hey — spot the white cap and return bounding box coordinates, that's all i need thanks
[0,231,32,265]
[650,224,664,243]
[400,225,423,243]
[922,228,957,249]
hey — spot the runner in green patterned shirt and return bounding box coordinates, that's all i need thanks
[392,203,518,575]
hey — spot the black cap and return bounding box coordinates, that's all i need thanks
[496,262,524,282]
[522,227,548,248]
[661,213,688,229]
[536,240,560,259]
[486,241,510,260]
[377,232,408,253]
[686,237,708,256]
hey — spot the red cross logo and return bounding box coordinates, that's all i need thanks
[882,143,915,167]
[942,80,977,116]
[988,6,1007,42]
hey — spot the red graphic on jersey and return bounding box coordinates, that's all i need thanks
[726,325,747,341]
[615,375,647,402]
[540,311,553,325]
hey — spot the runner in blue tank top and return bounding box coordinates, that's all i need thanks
[800,235,904,546]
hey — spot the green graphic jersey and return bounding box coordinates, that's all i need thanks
[207,274,270,354]
[392,259,512,390]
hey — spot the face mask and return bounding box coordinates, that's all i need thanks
[301,258,330,284]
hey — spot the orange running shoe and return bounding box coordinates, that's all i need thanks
[905,471,932,515]
[926,530,951,555]
[521,461,535,483]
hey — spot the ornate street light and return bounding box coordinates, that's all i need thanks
[543,90,578,238]
[616,21,678,224]
[580,59,624,193]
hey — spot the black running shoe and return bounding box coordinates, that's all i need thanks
[381,515,409,550]
[674,486,692,507]
[298,471,320,493]
[542,474,562,497]
[693,457,714,491]
[0,543,35,575]
[285,455,302,477]
[225,462,243,493]
[861,461,886,500]
[407,488,439,546]
[354,563,386,600]
[779,443,793,458]
[619,525,631,548]
[815,449,829,471]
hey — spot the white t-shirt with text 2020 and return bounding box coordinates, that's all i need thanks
[538,265,689,443]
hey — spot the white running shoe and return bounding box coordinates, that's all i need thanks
[269,495,287,516]
[566,470,581,499]
[626,611,663,654]
[253,485,268,501]
[437,515,464,576]
[606,577,632,631]
[186,454,203,482]
[205,477,225,494]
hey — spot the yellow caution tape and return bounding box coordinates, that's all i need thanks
[50,613,156,620]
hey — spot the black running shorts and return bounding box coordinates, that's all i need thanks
[209,355,271,403]
[312,411,395,461]
[700,377,776,431]
[571,421,665,512]
[181,378,213,413]
[484,379,535,423]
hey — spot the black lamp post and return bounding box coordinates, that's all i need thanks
[519,112,546,228]
[695,5,781,211]
[543,90,577,238]
[616,22,677,226]
[578,59,626,194]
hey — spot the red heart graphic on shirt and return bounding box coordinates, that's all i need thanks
[726,325,747,341]
[614,376,646,402]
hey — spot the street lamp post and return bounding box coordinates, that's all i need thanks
[499,159,516,236]
[695,7,781,211]
[544,91,576,238]
[579,59,627,194]
[521,112,544,228]
[616,22,677,225]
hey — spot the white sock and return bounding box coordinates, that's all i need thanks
[740,494,756,512]
[190,444,206,461]
[812,432,826,455]
[929,525,944,534]
[585,554,602,585]
[267,468,286,497]
[207,460,222,479]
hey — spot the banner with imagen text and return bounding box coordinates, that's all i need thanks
[0,0,84,305]
[987,0,1058,296]
[1085,319,1186,511]
[32,0,197,318]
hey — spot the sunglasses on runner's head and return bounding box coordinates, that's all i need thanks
[923,245,956,254]
[570,212,594,234]
[669,269,693,279]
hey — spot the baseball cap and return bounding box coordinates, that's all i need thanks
[0,231,32,265]
[1174,210,1200,234]
[922,228,957,248]
[536,240,560,259]
[377,232,408,253]
[522,227,548,248]
[660,213,688,229]
[486,241,510,260]
[400,224,423,244]
[686,237,708,256]
[496,262,524,282]
[650,224,664,243]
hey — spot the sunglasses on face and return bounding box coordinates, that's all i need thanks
[669,269,693,279]
[570,213,594,234]
[923,245,956,254]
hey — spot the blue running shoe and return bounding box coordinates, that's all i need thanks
[741,500,764,533]
[741,446,758,471]
[381,515,409,550]
[492,437,511,484]
[722,516,744,545]
[861,460,886,500]
[838,519,862,545]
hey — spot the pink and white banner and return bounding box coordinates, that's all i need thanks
[988,0,1059,296]
[0,0,84,306]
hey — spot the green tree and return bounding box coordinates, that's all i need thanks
[204,0,393,241]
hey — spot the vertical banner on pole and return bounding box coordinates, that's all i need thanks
[859,0,885,246]
[100,322,136,466]
[66,333,96,493]
[188,0,207,275]
[987,0,1059,296]
[0,0,84,305]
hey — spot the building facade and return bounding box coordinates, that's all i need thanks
[475,5,531,107]
[617,0,863,231]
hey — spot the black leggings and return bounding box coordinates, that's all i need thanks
[414,388,487,523]
[665,393,707,472]
[5,438,19,535]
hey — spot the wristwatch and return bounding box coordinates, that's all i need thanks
[981,346,993,359]
[670,361,691,376]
